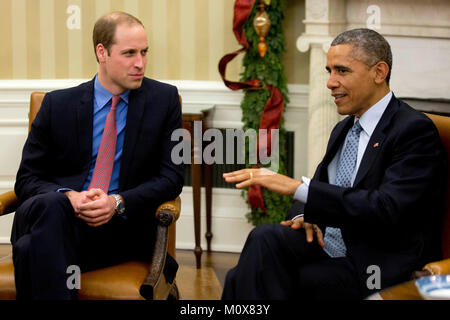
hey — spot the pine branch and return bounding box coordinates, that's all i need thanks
[240,0,293,226]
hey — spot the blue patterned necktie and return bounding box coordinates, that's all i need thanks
[323,120,363,258]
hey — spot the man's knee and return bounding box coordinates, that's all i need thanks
[246,224,287,249]
[248,224,276,241]
[15,192,73,225]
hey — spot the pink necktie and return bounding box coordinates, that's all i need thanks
[88,95,121,193]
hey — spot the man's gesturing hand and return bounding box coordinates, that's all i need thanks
[280,216,325,247]
[223,168,302,195]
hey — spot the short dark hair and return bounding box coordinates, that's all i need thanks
[331,28,392,84]
[92,11,144,62]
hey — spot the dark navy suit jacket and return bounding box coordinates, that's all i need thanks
[15,77,184,226]
[287,95,447,295]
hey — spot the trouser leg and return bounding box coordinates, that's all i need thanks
[222,224,327,300]
[297,257,362,300]
[11,192,82,300]
[10,234,32,300]
[11,192,178,300]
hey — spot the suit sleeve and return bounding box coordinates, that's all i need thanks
[304,116,447,230]
[285,123,340,222]
[286,200,306,220]
[120,87,184,215]
[14,93,64,200]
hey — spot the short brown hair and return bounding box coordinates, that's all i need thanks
[92,11,144,62]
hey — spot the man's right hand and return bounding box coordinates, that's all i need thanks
[64,189,117,227]
[280,216,325,248]
[64,190,95,216]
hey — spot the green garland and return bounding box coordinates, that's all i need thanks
[240,0,293,226]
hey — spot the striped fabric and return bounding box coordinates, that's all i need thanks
[88,95,120,193]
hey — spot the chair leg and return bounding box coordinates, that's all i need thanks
[168,282,180,300]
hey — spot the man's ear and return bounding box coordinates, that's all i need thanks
[96,44,107,63]
[373,61,389,84]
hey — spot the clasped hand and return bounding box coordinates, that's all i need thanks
[64,189,116,227]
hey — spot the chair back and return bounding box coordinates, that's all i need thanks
[29,92,46,132]
[426,113,450,259]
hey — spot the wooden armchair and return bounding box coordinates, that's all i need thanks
[0,92,181,300]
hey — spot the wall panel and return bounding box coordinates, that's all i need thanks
[0,0,13,79]
[0,0,308,84]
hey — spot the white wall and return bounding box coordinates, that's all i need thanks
[0,80,309,252]
[387,36,450,100]
[345,0,450,100]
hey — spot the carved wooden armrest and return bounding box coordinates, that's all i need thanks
[155,197,181,225]
[423,258,450,275]
[140,196,181,299]
[0,191,18,216]
[412,258,450,279]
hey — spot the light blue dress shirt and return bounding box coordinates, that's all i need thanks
[292,91,393,219]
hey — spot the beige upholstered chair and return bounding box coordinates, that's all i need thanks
[411,113,450,277]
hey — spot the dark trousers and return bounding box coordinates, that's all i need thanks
[222,224,362,300]
[11,192,175,300]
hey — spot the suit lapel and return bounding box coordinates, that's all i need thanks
[119,85,147,188]
[353,95,399,187]
[77,80,95,165]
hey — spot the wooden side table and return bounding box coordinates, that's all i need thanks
[182,104,215,269]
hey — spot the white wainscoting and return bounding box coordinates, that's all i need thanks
[0,79,309,252]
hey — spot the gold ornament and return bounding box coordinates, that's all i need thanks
[253,0,271,58]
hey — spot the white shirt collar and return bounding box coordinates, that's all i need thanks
[357,91,393,137]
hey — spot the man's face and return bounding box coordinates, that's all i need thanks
[98,23,148,94]
[326,44,379,118]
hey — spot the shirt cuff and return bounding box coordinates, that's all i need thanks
[293,176,310,203]
[291,213,304,221]
[56,188,73,193]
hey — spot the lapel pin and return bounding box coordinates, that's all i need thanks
[373,142,380,148]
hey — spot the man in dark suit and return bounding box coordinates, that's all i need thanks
[11,12,183,299]
[222,28,447,299]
